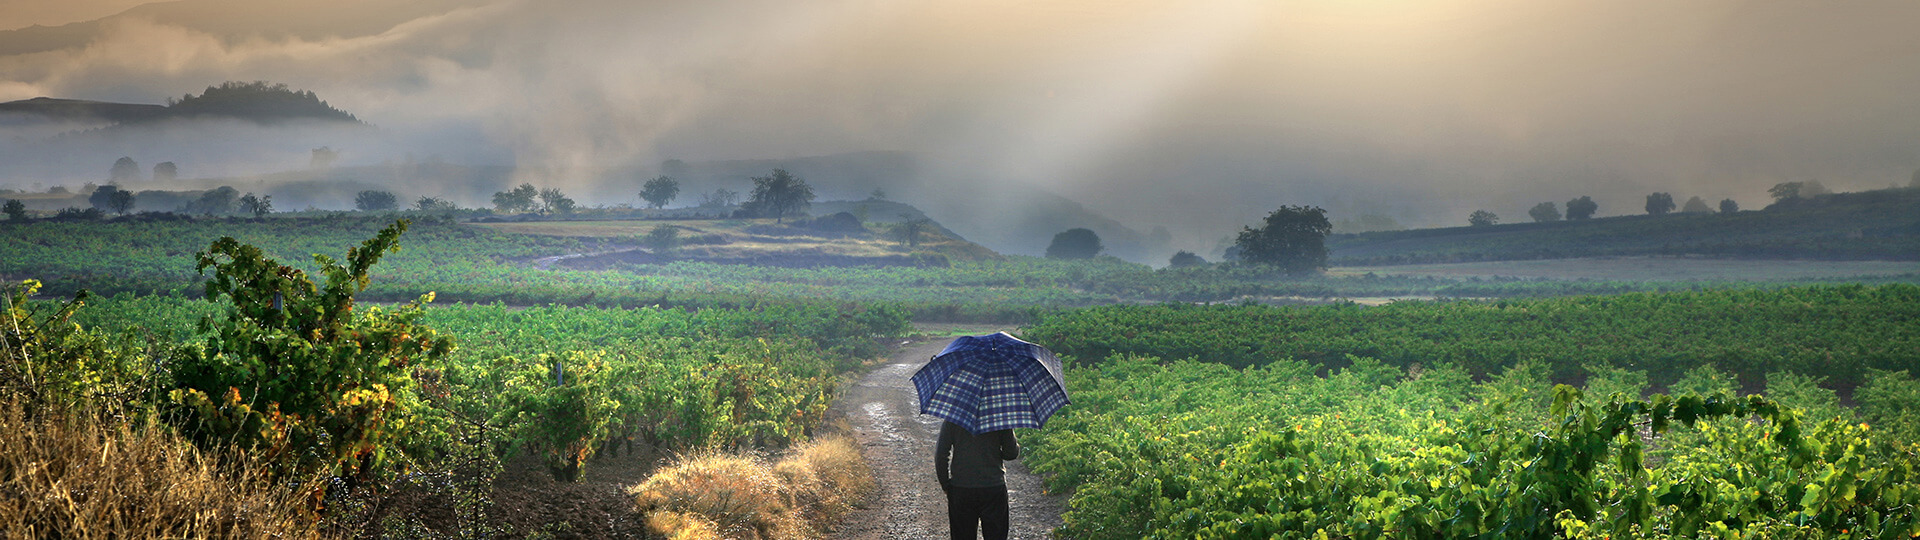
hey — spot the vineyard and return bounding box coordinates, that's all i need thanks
[9,214,1917,324]
[1019,287,1920,538]
[5,212,1920,537]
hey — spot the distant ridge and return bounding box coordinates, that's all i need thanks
[0,81,360,127]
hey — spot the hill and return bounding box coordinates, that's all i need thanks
[1328,188,1920,265]
[1,82,360,127]
[0,98,166,124]
[662,152,1170,263]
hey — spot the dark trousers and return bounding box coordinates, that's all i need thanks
[947,484,1010,540]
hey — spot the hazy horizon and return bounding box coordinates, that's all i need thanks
[4,0,1920,258]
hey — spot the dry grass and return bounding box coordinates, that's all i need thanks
[630,435,875,540]
[0,403,328,539]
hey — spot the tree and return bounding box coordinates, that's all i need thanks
[1168,251,1206,268]
[869,188,887,200]
[493,183,538,213]
[1644,192,1675,215]
[1769,181,1829,203]
[185,187,239,215]
[355,190,398,212]
[415,196,456,212]
[109,157,141,183]
[640,176,680,209]
[1528,202,1561,222]
[1720,198,1739,214]
[107,190,135,215]
[3,199,26,221]
[238,193,273,216]
[893,215,932,247]
[1468,210,1499,227]
[744,168,814,223]
[1046,228,1104,259]
[642,225,680,252]
[1234,206,1330,274]
[88,185,119,211]
[1681,196,1712,213]
[1565,196,1598,220]
[699,188,739,208]
[311,147,339,169]
[152,161,178,182]
[539,188,575,214]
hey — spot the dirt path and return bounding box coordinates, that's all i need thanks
[828,337,1066,540]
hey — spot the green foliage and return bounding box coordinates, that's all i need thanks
[1647,192,1676,215]
[1025,285,1920,389]
[107,190,135,215]
[355,190,398,212]
[1529,201,1561,222]
[1721,198,1740,214]
[1046,228,1104,260]
[1167,251,1206,268]
[1566,195,1598,220]
[184,186,239,215]
[492,183,538,213]
[238,192,272,216]
[641,176,680,209]
[1235,205,1331,274]
[1025,353,1920,539]
[1468,209,1499,227]
[492,352,616,481]
[1682,195,1713,213]
[643,225,681,252]
[168,219,453,480]
[743,168,814,223]
[2,199,24,221]
[538,188,574,215]
[0,280,153,414]
[1856,369,1920,443]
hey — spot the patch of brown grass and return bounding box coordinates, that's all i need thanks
[630,435,874,540]
[0,403,328,539]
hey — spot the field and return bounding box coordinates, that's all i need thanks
[1019,286,1920,538]
[1329,187,1920,265]
[1333,257,1920,282]
[4,210,1919,538]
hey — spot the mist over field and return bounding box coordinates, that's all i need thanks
[5,0,1920,259]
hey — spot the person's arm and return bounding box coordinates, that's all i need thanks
[934,422,956,493]
[997,429,1020,461]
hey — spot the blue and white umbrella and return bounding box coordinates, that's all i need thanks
[912,332,1070,435]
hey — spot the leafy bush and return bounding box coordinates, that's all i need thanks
[167,220,452,482]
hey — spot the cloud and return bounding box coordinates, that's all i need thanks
[2,0,1919,254]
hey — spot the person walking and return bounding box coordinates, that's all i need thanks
[935,421,1019,540]
[913,332,1069,540]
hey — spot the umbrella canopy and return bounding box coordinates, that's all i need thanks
[912,332,1070,434]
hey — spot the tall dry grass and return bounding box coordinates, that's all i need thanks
[630,435,875,540]
[0,403,328,539]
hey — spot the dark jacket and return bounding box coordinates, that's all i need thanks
[935,421,1020,490]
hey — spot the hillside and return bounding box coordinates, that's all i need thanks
[1328,188,1920,265]
[1,82,360,127]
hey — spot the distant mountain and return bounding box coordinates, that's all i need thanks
[1327,188,1920,264]
[1,81,360,127]
[0,98,166,124]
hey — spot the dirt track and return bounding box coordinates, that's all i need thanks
[827,337,1065,540]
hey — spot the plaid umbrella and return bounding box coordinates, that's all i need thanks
[912,332,1070,435]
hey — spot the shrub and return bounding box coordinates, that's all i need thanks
[631,436,873,540]
[167,220,453,482]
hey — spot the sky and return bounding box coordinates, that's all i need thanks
[3,0,1919,253]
